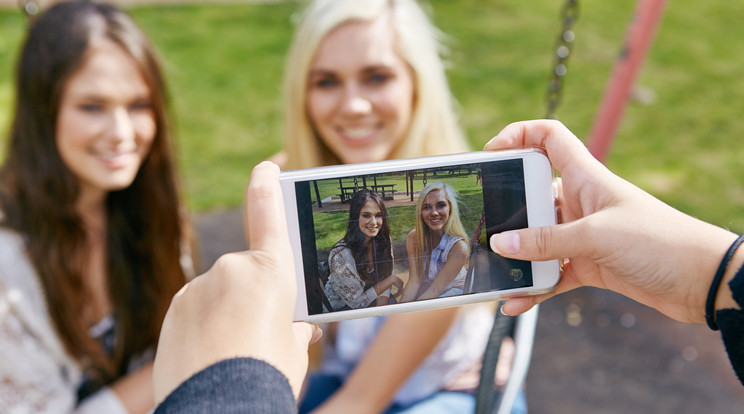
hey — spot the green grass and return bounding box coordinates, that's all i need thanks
[1,0,743,232]
[312,173,484,250]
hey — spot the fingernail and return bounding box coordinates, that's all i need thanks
[490,232,520,255]
[310,324,323,344]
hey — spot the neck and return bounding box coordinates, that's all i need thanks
[428,229,444,250]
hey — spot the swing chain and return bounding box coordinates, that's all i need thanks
[546,0,580,120]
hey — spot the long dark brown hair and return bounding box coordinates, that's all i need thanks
[0,0,190,386]
[335,189,393,287]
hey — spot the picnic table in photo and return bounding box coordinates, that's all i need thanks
[337,176,397,203]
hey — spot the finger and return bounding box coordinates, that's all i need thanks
[501,265,582,315]
[292,322,322,346]
[489,221,589,262]
[483,120,596,174]
[553,177,564,224]
[244,161,289,253]
[501,297,539,316]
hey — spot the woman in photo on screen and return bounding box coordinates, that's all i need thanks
[0,1,195,412]
[400,182,470,302]
[324,189,402,311]
[276,0,524,412]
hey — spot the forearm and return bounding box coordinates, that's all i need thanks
[399,278,420,302]
[418,273,457,300]
[373,276,397,296]
[110,362,154,414]
[656,213,740,322]
[373,278,390,296]
[317,308,460,413]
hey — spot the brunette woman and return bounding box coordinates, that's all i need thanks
[0,1,194,412]
[324,189,402,311]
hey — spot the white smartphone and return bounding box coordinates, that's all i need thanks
[281,148,560,323]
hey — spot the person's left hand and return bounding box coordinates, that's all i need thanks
[153,161,321,404]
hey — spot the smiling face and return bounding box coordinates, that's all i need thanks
[421,189,450,233]
[306,16,415,164]
[358,199,384,239]
[56,38,155,201]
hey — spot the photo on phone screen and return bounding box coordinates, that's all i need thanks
[293,158,533,315]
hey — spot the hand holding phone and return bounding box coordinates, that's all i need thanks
[281,149,561,323]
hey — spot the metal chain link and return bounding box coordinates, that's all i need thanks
[18,0,41,20]
[545,0,579,120]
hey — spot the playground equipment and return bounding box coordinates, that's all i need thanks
[13,1,668,412]
[478,1,667,413]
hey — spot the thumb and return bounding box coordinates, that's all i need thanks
[293,322,323,346]
[490,222,584,261]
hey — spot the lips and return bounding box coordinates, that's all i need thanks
[95,149,138,169]
[342,126,376,139]
[335,124,381,147]
[426,216,445,228]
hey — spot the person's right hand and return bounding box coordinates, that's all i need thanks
[484,120,739,323]
[391,275,404,291]
[153,162,321,405]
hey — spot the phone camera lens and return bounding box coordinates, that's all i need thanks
[510,268,523,282]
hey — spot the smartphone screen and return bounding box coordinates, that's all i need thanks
[293,158,532,315]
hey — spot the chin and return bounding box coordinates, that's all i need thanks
[99,176,139,192]
[340,148,390,165]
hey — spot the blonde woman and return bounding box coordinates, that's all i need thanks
[401,182,470,302]
[275,0,524,412]
[277,0,468,170]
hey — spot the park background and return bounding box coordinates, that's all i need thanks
[1,0,743,412]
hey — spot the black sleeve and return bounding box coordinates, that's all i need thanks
[154,357,296,414]
[717,263,744,385]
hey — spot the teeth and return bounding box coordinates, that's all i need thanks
[342,127,375,139]
[98,150,132,159]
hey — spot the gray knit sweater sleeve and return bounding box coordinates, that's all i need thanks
[155,358,296,413]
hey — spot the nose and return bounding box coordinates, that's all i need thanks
[110,107,136,143]
[341,85,372,115]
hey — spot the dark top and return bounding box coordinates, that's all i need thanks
[154,357,296,413]
[717,263,744,385]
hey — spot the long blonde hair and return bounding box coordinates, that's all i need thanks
[413,181,469,279]
[282,0,469,169]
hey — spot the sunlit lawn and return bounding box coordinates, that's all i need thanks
[1,0,742,232]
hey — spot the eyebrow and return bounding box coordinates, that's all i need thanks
[309,64,394,77]
[308,69,335,77]
[67,91,151,102]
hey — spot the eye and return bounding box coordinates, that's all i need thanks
[311,75,339,89]
[78,103,103,112]
[130,100,153,112]
[366,73,390,85]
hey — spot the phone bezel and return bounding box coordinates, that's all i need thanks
[280,148,560,323]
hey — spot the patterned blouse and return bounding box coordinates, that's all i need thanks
[323,245,391,311]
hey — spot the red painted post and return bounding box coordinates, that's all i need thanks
[586,0,669,163]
